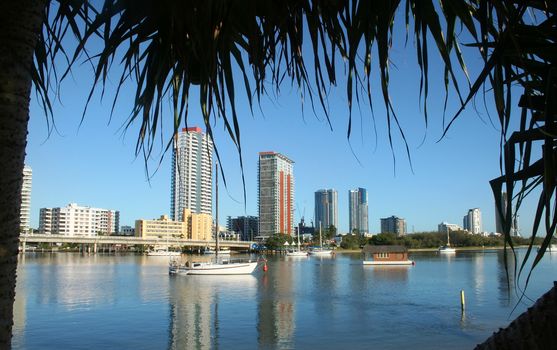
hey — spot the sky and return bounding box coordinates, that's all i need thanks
[25,16,538,235]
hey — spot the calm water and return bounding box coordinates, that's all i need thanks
[12,250,557,349]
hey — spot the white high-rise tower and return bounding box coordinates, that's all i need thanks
[171,127,213,221]
[20,165,32,232]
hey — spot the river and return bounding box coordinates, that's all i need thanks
[12,249,557,349]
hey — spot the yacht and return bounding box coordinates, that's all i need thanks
[286,224,308,257]
[308,222,333,256]
[148,249,181,257]
[170,162,266,276]
[439,231,456,254]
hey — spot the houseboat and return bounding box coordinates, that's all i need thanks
[362,245,414,265]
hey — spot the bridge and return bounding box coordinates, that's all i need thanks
[19,234,254,252]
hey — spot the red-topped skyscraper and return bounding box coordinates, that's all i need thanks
[258,152,294,237]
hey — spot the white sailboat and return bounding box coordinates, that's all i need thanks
[169,163,265,275]
[308,222,333,256]
[148,247,181,257]
[439,231,456,253]
[286,224,308,257]
[148,235,181,256]
[202,246,231,255]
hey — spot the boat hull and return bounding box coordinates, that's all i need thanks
[439,248,456,253]
[363,260,414,265]
[170,261,259,275]
[309,250,333,256]
[148,251,181,256]
[286,251,308,257]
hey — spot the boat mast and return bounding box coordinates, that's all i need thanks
[297,222,301,250]
[319,221,322,248]
[215,162,219,257]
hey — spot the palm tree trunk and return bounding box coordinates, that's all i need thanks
[0,0,46,347]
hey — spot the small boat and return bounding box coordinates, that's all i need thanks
[362,245,414,265]
[148,249,181,256]
[308,248,334,256]
[286,249,308,257]
[203,247,231,255]
[169,257,265,275]
[538,244,557,253]
[439,231,456,253]
[286,225,308,257]
[308,222,333,256]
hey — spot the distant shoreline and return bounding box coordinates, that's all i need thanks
[335,245,533,254]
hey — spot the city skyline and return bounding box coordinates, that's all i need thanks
[24,34,539,235]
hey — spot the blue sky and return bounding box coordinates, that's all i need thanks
[26,20,536,235]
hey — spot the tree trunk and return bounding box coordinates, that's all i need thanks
[0,0,46,347]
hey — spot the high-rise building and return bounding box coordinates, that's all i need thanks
[20,165,32,232]
[494,191,519,235]
[227,215,259,241]
[171,127,213,221]
[315,189,338,232]
[380,216,406,236]
[258,152,294,237]
[495,192,507,234]
[349,188,369,235]
[38,203,119,236]
[463,208,482,234]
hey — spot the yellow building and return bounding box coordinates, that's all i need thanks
[135,210,213,241]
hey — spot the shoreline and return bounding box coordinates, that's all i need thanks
[334,245,532,254]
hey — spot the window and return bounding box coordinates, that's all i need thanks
[377,252,390,259]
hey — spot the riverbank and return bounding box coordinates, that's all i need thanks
[334,245,533,254]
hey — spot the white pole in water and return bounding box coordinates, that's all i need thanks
[460,290,466,312]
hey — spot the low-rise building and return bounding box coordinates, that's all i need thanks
[135,209,212,240]
[39,203,119,236]
[438,222,462,233]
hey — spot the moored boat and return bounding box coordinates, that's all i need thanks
[439,231,456,253]
[308,222,333,256]
[148,249,181,257]
[169,257,265,275]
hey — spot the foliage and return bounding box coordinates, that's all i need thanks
[339,234,366,249]
[264,233,293,251]
[367,231,547,249]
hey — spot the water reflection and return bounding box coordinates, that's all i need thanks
[257,258,295,349]
[168,275,257,350]
[12,250,557,350]
[496,250,517,307]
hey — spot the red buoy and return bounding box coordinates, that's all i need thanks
[263,263,268,272]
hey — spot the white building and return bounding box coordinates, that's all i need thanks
[258,151,295,237]
[39,203,120,236]
[438,222,462,233]
[171,127,213,221]
[20,165,32,232]
[463,208,482,234]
